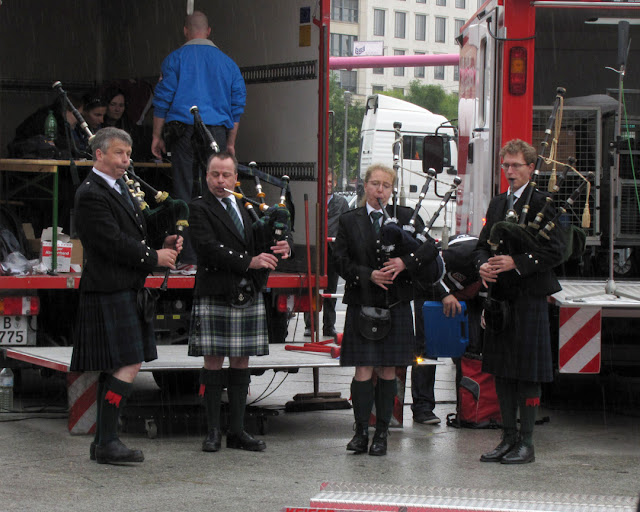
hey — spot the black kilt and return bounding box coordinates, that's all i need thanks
[340,302,415,367]
[482,294,553,382]
[70,290,157,371]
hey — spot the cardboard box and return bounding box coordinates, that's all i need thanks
[70,239,83,266]
[40,227,72,273]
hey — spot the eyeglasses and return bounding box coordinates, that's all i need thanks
[501,163,528,170]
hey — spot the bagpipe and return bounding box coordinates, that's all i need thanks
[53,83,189,290]
[483,87,593,333]
[224,174,292,247]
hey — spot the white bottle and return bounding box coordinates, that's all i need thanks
[0,368,14,412]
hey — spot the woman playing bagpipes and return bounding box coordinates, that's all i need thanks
[333,163,441,456]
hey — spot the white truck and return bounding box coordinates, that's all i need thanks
[358,94,458,240]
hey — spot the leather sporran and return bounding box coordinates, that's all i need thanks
[137,288,159,323]
[230,278,256,309]
[358,306,391,341]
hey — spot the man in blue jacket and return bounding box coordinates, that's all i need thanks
[151,10,246,266]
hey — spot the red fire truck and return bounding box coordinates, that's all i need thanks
[0,0,332,390]
[453,0,640,377]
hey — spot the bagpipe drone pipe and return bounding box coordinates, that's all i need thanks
[483,89,594,333]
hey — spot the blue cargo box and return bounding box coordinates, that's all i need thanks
[423,301,469,358]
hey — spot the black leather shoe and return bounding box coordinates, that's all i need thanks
[90,441,96,461]
[480,439,516,462]
[323,327,337,338]
[227,431,266,452]
[95,439,144,464]
[346,424,368,454]
[501,441,535,464]
[202,428,222,452]
[368,429,388,456]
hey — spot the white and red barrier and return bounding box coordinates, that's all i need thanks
[558,306,601,374]
[67,371,99,435]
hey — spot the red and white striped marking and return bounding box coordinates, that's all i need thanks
[558,306,601,374]
[67,372,99,435]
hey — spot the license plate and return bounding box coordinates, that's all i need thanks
[0,316,28,345]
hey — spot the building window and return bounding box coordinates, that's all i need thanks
[415,14,426,41]
[455,0,465,7]
[331,0,358,23]
[372,85,384,94]
[416,0,426,3]
[414,52,425,78]
[436,0,446,5]
[334,69,357,93]
[373,67,384,75]
[435,17,446,42]
[395,11,407,39]
[393,87,405,96]
[455,18,465,36]
[330,34,358,57]
[453,65,459,81]
[394,49,405,76]
[434,65,445,80]
[373,9,385,37]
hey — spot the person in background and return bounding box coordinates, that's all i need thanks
[70,127,182,465]
[304,171,350,338]
[151,10,246,268]
[73,93,107,157]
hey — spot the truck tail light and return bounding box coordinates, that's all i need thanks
[509,46,527,95]
[275,294,314,313]
[0,296,40,315]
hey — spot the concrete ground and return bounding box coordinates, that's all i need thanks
[1,298,640,511]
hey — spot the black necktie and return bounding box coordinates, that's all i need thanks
[116,178,135,210]
[223,197,245,239]
[370,211,383,235]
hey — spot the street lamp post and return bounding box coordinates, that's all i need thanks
[342,91,351,191]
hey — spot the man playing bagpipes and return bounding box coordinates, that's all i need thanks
[475,139,566,464]
[187,151,292,454]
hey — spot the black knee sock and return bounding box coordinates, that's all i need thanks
[94,372,108,446]
[199,368,224,432]
[517,381,541,447]
[374,377,397,431]
[100,375,133,445]
[227,368,251,435]
[350,378,374,428]
[495,377,518,443]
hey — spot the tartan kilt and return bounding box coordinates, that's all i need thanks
[340,302,415,367]
[188,293,269,357]
[70,290,157,372]
[482,294,553,382]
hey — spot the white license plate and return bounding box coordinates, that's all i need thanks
[0,316,28,345]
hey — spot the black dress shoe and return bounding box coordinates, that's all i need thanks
[323,327,337,338]
[480,439,516,462]
[501,441,535,464]
[95,439,144,464]
[202,428,222,452]
[90,441,96,461]
[368,429,388,456]
[227,431,266,452]
[346,425,368,454]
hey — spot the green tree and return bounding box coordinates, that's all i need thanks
[382,80,458,122]
[328,74,364,190]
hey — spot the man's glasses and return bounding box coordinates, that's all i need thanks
[501,163,528,170]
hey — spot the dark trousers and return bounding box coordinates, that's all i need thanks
[412,296,436,413]
[305,248,339,331]
[169,123,228,264]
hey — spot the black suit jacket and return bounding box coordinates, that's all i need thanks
[334,204,434,307]
[474,184,565,298]
[189,190,290,298]
[75,170,158,292]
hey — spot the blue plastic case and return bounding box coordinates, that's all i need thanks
[423,300,469,358]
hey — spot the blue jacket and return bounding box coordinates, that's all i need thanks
[153,39,246,128]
